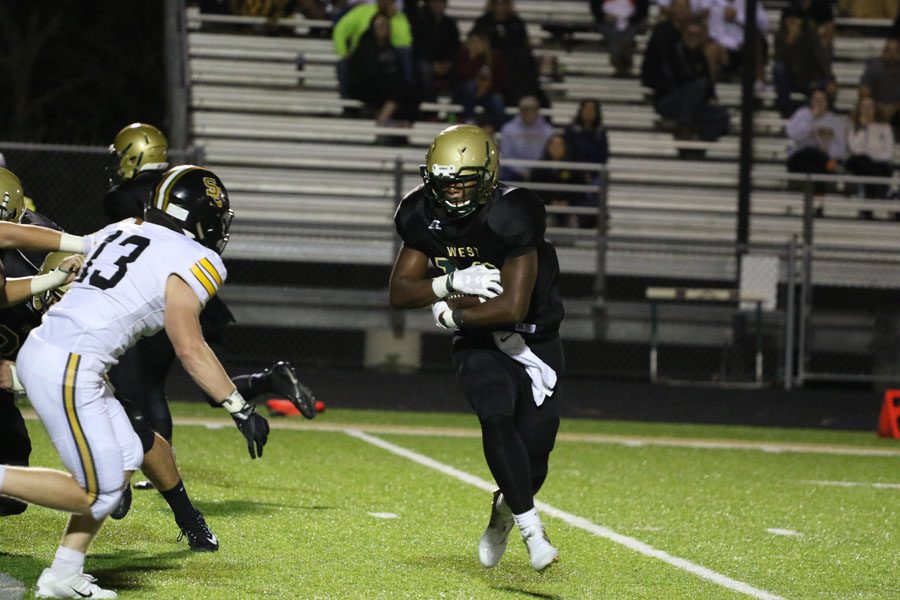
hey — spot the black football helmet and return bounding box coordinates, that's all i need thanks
[146,165,233,254]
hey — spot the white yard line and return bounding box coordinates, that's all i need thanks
[345,428,785,600]
[800,479,900,490]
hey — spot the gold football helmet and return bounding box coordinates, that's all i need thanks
[32,251,74,312]
[108,123,168,184]
[420,124,499,217]
[0,167,26,223]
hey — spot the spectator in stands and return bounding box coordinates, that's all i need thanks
[531,134,590,229]
[642,10,730,145]
[773,6,836,117]
[846,95,895,201]
[347,13,420,126]
[498,95,554,181]
[563,99,608,227]
[410,0,461,101]
[332,0,413,98]
[456,28,509,130]
[788,0,834,54]
[703,0,769,97]
[859,38,900,131]
[473,0,546,106]
[786,87,847,183]
[590,0,650,78]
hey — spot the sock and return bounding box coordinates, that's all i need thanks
[160,480,199,526]
[0,465,6,491]
[50,546,85,578]
[513,508,541,532]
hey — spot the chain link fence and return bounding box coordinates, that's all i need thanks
[2,142,900,388]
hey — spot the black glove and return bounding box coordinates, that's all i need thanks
[231,403,270,459]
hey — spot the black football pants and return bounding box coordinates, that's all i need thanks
[0,391,31,515]
[452,333,563,515]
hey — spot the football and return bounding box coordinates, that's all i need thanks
[445,294,483,310]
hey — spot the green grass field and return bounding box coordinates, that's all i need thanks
[1,403,898,599]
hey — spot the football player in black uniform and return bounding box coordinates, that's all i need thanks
[389,125,564,571]
[0,168,88,517]
[103,124,318,551]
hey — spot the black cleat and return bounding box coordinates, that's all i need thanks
[265,361,316,420]
[110,485,132,520]
[177,513,219,552]
[133,480,155,491]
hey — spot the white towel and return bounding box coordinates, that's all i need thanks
[492,332,557,407]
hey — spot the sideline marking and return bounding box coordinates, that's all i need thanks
[766,528,801,537]
[368,512,399,519]
[800,479,900,490]
[345,428,785,600]
[21,411,900,457]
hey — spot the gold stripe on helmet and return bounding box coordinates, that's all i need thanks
[156,166,202,213]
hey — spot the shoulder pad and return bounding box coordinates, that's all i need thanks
[487,185,546,249]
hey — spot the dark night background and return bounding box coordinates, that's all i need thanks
[0,1,165,144]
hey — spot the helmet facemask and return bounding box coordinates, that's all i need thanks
[422,163,493,218]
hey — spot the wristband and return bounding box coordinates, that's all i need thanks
[437,310,457,328]
[431,273,451,299]
[8,364,24,395]
[58,233,86,253]
[220,389,248,414]
[29,268,69,295]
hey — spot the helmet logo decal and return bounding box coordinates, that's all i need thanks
[203,177,224,207]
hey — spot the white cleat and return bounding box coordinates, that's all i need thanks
[521,524,559,571]
[35,568,118,599]
[478,490,514,568]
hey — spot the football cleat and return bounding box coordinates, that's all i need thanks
[133,480,155,491]
[265,361,316,420]
[177,513,219,552]
[35,568,118,599]
[478,490,514,568]
[109,485,132,520]
[521,523,559,572]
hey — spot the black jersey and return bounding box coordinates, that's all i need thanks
[103,168,166,222]
[394,182,564,337]
[0,210,60,359]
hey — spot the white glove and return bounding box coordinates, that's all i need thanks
[432,300,454,329]
[432,264,503,299]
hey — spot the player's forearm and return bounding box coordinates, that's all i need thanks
[389,276,439,310]
[0,278,39,308]
[175,341,236,402]
[453,295,527,329]
[0,222,84,253]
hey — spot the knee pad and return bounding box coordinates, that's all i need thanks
[122,399,156,454]
[90,481,126,520]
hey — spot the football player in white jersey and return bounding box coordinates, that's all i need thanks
[0,166,269,599]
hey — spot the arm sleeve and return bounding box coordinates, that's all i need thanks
[391,14,413,48]
[786,109,812,142]
[172,250,228,307]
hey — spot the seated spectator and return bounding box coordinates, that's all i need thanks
[410,0,460,101]
[789,0,834,55]
[773,7,836,117]
[498,95,554,181]
[641,10,730,144]
[590,0,650,77]
[332,0,413,98]
[564,99,610,166]
[473,0,546,106]
[455,29,509,130]
[703,0,769,96]
[531,134,591,229]
[846,95,895,202]
[563,99,608,221]
[859,38,900,131]
[786,88,847,186]
[347,14,419,125]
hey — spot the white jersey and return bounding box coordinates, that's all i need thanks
[30,219,227,370]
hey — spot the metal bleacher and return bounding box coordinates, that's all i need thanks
[184,1,900,299]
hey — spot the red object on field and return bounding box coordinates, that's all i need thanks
[877,390,900,439]
[266,398,327,417]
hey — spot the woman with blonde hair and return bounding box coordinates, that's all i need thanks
[846,94,895,201]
